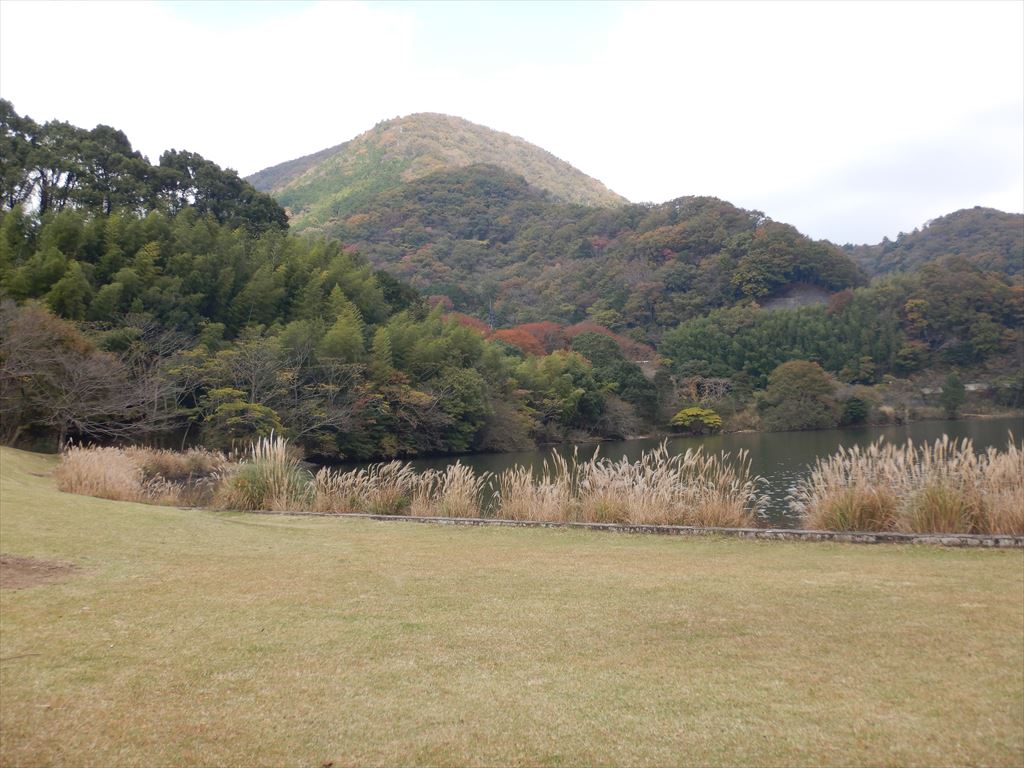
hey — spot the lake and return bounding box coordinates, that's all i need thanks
[400,416,1024,528]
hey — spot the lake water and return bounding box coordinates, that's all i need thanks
[400,416,1023,528]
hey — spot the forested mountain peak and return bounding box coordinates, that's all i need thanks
[246,112,627,231]
[846,207,1024,277]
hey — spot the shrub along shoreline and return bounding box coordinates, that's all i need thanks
[55,434,1024,536]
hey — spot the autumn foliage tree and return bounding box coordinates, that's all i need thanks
[491,328,545,356]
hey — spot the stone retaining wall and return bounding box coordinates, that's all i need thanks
[247,511,1024,548]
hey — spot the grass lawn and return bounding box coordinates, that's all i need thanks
[1,446,1022,767]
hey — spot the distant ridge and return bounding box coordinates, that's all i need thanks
[246,141,348,195]
[246,113,627,231]
[846,207,1024,277]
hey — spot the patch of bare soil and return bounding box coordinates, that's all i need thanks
[0,554,78,589]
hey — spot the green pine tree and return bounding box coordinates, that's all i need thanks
[370,326,394,378]
[939,373,966,418]
[318,299,365,362]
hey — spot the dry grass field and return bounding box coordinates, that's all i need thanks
[2,446,1022,767]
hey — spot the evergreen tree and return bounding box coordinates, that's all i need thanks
[370,326,394,378]
[760,360,839,431]
[939,373,966,418]
[319,299,365,362]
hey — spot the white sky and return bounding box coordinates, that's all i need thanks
[1,0,1021,244]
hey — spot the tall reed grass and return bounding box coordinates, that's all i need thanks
[792,436,1024,535]
[125,446,227,482]
[491,443,763,527]
[56,439,768,528]
[312,461,492,517]
[493,453,576,522]
[57,435,1023,535]
[578,444,762,527]
[312,461,419,515]
[411,463,493,518]
[215,435,311,511]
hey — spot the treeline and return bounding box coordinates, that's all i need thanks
[0,100,287,233]
[0,295,657,457]
[0,105,662,457]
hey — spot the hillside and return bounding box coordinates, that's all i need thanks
[246,113,626,231]
[846,207,1024,277]
[316,163,865,335]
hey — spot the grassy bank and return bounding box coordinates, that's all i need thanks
[2,446,1023,766]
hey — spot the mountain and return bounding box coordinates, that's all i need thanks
[249,114,1019,339]
[247,113,627,231]
[315,163,865,335]
[846,207,1024,277]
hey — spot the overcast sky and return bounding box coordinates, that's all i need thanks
[1,0,1021,244]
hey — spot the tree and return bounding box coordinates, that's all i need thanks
[76,124,148,215]
[514,351,604,431]
[491,328,545,356]
[0,302,178,447]
[759,360,839,432]
[840,396,869,425]
[670,407,723,434]
[840,356,876,385]
[429,367,490,452]
[156,149,287,233]
[939,373,966,418]
[0,99,39,209]
[569,331,658,421]
[44,260,92,319]
[370,327,394,378]
[318,300,365,363]
[199,387,284,450]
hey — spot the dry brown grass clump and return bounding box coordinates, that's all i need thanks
[312,462,492,518]
[55,445,227,506]
[55,446,146,502]
[793,436,1024,535]
[975,441,1024,534]
[124,446,227,482]
[494,453,576,522]
[57,438,767,529]
[310,443,763,527]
